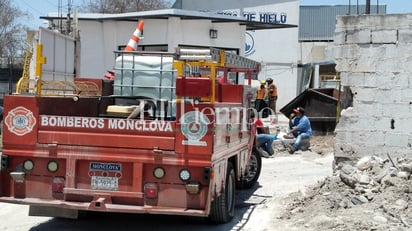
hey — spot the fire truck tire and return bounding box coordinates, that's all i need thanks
[236,148,262,189]
[209,162,235,224]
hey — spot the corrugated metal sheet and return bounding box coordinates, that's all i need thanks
[299,5,387,41]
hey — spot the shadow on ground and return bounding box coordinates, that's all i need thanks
[29,183,263,231]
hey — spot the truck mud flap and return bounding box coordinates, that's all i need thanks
[29,205,79,219]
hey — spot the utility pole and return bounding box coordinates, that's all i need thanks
[66,0,73,36]
[366,0,371,14]
[8,57,13,95]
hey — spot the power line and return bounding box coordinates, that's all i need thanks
[20,0,44,15]
[18,0,45,28]
[44,0,59,8]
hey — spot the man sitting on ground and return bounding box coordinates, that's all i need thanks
[285,107,312,154]
[251,112,276,157]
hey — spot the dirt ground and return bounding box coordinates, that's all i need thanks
[271,135,412,231]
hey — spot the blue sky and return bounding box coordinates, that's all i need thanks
[15,0,412,29]
[15,0,84,29]
[15,0,176,29]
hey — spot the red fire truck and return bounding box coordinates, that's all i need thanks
[0,47,262,223]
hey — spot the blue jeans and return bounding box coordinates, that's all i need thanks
[293,133,310,150]
[257,134,276,153]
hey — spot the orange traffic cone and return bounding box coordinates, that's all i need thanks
[125,20,144,51]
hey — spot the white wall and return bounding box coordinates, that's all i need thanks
[164,18,244,51]
[299,42,335,64]
[39,28,75,82]
[78,20,137,78]
[334,14,412,160]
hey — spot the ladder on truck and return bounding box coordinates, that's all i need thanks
[15,32,34,94]
[174,48,261,104]
[176,48,261,71]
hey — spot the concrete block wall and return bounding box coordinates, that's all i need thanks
[333,14,412,160]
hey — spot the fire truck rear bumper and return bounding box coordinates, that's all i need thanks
[0,196,209,218]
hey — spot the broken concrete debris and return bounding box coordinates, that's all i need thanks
[280,155,412,231]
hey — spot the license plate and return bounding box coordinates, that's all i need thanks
[91,176,118,191]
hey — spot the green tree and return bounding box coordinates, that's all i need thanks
[82,0,171,13]
[0,0,27,57]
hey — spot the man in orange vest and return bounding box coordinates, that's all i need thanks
[266,78,278,114]
[255,82,267,112]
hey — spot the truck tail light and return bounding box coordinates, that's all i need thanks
[52,177,65,193]
[179,169,191,181]
[47,160,59,173]
[153,167,165,179]
[23,160,34,171]
[144,182,158,199]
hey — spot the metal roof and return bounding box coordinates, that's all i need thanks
[41,8,297,31]
[299,5,387,41]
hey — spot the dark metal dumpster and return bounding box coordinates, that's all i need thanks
[280,88,339,135]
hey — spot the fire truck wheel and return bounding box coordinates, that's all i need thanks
[236,148,262,189]
[209,162,235,224]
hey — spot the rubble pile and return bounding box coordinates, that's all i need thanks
[279,155,412,231]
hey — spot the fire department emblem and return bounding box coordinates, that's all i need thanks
[180,111,210,146]
[5,106,37,136]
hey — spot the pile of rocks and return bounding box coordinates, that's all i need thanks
[279,155,412,231]
[339,155,411,206]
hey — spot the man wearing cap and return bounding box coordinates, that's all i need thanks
[250,113,276,157]
[266,78,278,114]
[285,107,312,154]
